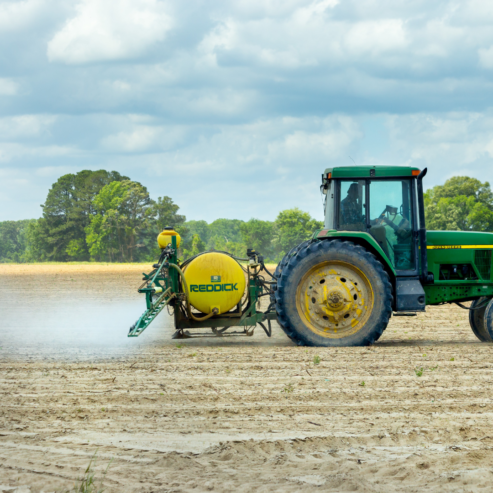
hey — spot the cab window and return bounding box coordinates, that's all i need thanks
[338,180,366,231]
[368,179,414,270]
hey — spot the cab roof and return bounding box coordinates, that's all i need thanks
[324,165,420,179]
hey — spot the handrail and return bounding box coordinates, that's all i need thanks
[416,168,429,283]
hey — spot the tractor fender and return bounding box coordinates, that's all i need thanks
[312,230,396,283]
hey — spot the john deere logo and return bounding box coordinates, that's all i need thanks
[190,283,238,292]
[211,275,221,282]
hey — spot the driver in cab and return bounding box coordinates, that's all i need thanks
[340,183,364,230]
[340,183,407,260]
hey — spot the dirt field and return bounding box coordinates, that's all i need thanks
[2,264,493,492]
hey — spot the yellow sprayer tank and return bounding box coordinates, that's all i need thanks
[157,228,181,249]
[184,252,246,314]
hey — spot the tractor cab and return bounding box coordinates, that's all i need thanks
[322,166,422,276]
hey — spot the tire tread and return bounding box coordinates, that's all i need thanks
[275,239,393,347]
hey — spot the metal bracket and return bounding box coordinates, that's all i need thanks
[128,288,174,337]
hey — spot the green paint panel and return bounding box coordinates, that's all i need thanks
[324,166,420,179]
[312,229,396,275]
[427,230,493,246]
[424,284,493,304]
[426,230,493,283]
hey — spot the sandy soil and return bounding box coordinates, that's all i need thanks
[1,264,493,492]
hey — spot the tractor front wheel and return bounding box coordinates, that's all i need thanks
[482,299,493,342]
[469,297,492,342]
[275,240,393,347]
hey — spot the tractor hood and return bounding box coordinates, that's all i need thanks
[427,230,493,249]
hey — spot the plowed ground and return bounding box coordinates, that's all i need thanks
[1,264,493,492]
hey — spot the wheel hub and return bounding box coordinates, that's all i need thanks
[296,261,374,339]
[326,286,347,310]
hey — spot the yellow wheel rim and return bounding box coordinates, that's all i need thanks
[295,261,374,339]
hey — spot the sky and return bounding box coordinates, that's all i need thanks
[1,0,493,223]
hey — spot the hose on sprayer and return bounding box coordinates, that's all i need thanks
[168,263,218,322]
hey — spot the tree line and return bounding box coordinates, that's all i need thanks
[424,176,493,231]
[1,171,493,263]
[0,170,322,263]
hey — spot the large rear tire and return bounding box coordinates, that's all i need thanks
[482,299,493,342]
[275,240,393,347]
[273,240,311,280]
[271,240,311,305]
[469,297,492,342]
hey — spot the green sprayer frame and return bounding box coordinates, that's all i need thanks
[128,236,276,338]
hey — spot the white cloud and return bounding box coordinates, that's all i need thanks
[293,0,339,23]
[47,0,173,64]
[479,46,493,69]
[485,139,493,159]
[0,143,76,163]
[344,20,408,56]
[229,0,332,19]
[0,115,56,140]
[102,126,161,152]
[126,116,362,183]
[198,20,237,66]
[5,0,493,222]
[266,116,360,164]
[456,0,493,24]
[0,78,18,96]
[0,0,46,32]
[101,123,186,152]
[384,112,493,188]
[199,7,414,73]
[34,165,79,177]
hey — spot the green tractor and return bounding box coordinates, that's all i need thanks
[274,166,493,346]
[129,165,493,346]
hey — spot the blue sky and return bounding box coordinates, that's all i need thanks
[1,0,493,223]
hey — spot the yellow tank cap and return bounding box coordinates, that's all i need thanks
[184,252,246,315]
[157,227,181,249]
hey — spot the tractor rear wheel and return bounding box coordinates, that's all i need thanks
[275,240,393,347]
[271,240,311,306]
[273,240,311,280]
[469,297,492,342]
[482,299,493,342]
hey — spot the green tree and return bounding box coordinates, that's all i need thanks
[429,176,493,204]
[0,219,37,262]
[181,220,209,254]
[184,220,210,242]
[212,236,247,258]
[425,176,493,231]
[240,219,274,258]
[182,234,206,258]
[23,220,47,262]
[208,219,244,248]
[38,170,128,261]
[152,196,186,231]
[191,234,206,255]
[207,218,246,258]
[273,208,323,259]
[86,180,154,262]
